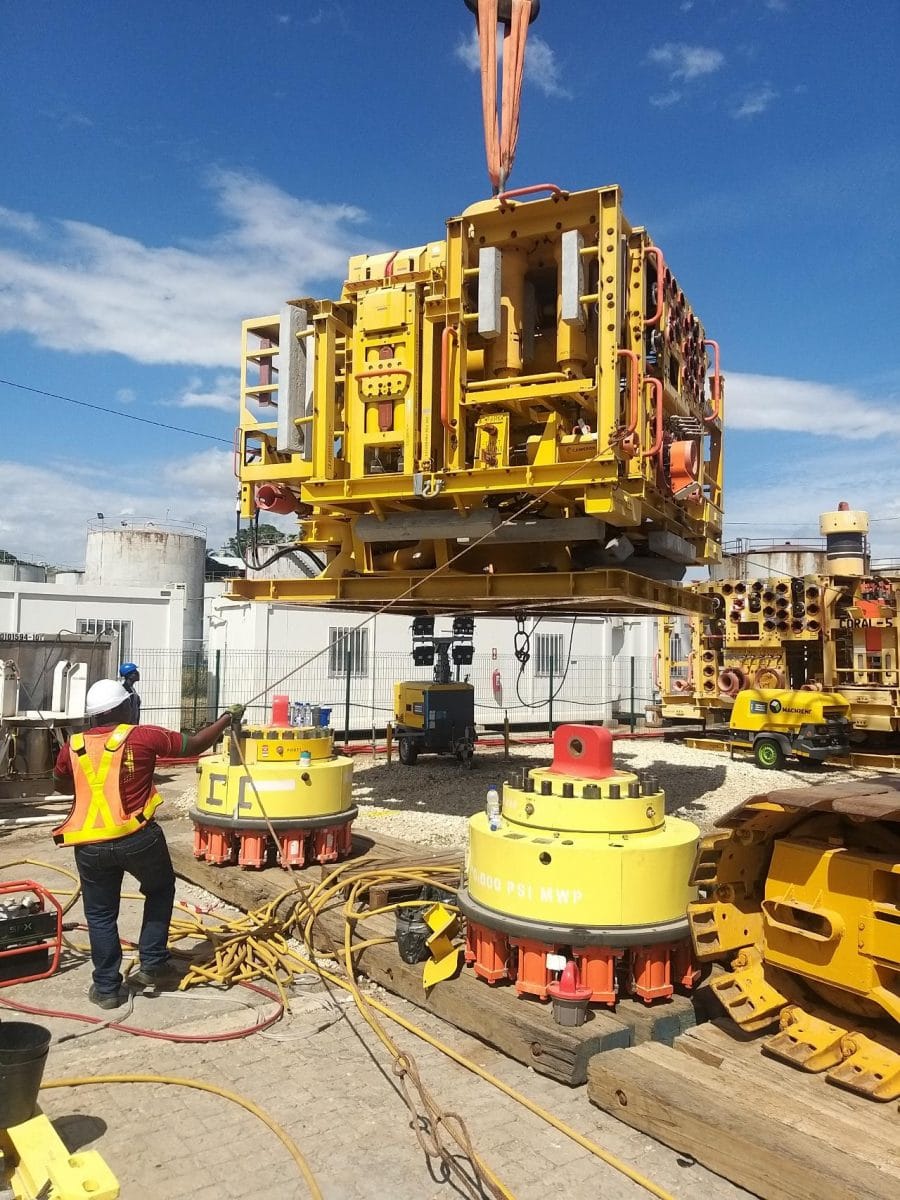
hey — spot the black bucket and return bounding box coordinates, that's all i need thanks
[395,885,445,965]
[395,907,431,964]
[0,1021,52,1127]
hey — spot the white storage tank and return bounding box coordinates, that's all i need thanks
[0,557,47,583]
[710,541,826,581]
[83,519,207,650]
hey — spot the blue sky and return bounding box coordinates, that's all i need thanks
[1,0,898,566]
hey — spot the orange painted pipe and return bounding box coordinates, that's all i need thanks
[704,339,721,423]
[440,325,458,432]
[496,183,567,204]
[616,348,640,440]
[643,246,665,327]
[641,378,664,462]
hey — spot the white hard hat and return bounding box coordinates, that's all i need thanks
[85,679,131,718]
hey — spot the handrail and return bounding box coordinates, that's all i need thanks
[641,378,664,462]
[353,368,412,385]
[643,246,665,328]
[496,183,568,205]
[440,326,459,432]
[703,339,721,424]
[465,371,567,390]
[616,348,640,440]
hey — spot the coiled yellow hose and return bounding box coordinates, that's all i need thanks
[5,854,676,1200]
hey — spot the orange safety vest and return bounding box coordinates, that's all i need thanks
[53,724,163,846]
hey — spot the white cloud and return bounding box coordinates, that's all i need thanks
[727,372,899,441]
[455,30,571,99]
[725,448,900,560]
[524,37,572,99]
[166,373,238,412]
[0,170,372,368]
[0,449,239,564]
[733,84,778,119]
[455,30,481,73]
[115,387,136,405]
[0,206,40,236]
[648,43,725,82]
[649,90,682,109]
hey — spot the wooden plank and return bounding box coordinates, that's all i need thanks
[666,1034,899,1172]
[167,823,631,1085]
[168,821,709,1084]
[366,877,456,911]
[646,1042,900,1181]
[676,1020,899,1142]
[612,993,699,1046]
[324,904,631,1085]
[587,1043,899,1200]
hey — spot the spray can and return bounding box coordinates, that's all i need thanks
[486,787,501,831]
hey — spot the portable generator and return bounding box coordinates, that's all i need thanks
[0,881,63,987]
[394,616,476,766]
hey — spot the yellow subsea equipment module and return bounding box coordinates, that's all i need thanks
[457,724,700,1006]
[228,184,723,621]
[191,700,355,870]
[690,780,900,1104]
[658,500,900,741]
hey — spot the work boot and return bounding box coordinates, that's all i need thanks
[88,985,129,1010]
[129,958,185,990]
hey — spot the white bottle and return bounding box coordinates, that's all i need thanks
[486,787,501,831]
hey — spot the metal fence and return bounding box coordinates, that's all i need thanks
[132,648,656,737]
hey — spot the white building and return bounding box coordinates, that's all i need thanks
[0,577,186,725]
[207,598,657,733]
[1,526,659,733]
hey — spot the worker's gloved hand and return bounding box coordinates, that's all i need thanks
[225,703,246,721]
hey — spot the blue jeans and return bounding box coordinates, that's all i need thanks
[73,820,176,994]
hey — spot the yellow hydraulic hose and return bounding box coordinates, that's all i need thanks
[41,1074,323,1200]
[169,866,676,1200]
[292,949,676,1200]
[7,855,676,1200]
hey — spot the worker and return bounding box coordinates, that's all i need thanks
[119,661,141,724]
[52,678,245,1010]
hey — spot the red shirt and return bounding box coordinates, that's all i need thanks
[54,725,188,817]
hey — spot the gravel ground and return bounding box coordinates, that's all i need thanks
[349,739,881,849]
[169,739,883,852]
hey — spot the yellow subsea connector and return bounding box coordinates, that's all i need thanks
[191,717,355,870]
[458,724,699,1006]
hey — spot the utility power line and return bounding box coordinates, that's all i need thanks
[0,377,231,444]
